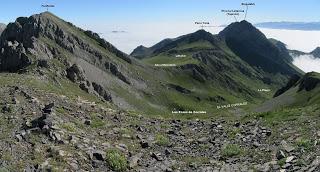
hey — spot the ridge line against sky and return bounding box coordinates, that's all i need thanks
[0,0,319,54]
[0,0,320,72]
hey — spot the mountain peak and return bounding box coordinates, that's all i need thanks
[0,12,131,71]
[219,20,261,39]
[311,47,320,58]
[218,20,299,75]
[194,29,209,34]
[187,29,213,40]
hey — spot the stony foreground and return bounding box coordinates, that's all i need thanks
[0,75,319,172]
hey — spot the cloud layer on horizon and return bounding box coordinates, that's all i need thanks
[81,22,320,55]
[292,54,320,73]
[259,28,320,53]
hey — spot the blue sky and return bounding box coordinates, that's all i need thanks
[1,0,319,25]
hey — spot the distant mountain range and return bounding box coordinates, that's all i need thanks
[0,13,304,115]
[255,22,320,31]
[289,47,320,58]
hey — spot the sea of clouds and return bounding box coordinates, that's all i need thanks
[82,22,320,73]
[260,28,320,73]
[291,54,320,73]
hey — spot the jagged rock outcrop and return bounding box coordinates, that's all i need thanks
[167,84,191,94]
[274,72,320,97]
[92,82,112,101]
[0,14,60,71]
[0,40,31,71]
[0,12,132,73]
[66,64,92,92]
[298,72,320,91]
[274,74,301,97]
[105,62,130,85]
[66,64,86,83]
[0,23,6,35]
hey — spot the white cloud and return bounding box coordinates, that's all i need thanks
[292,54,320,73]
[259,28,320,53]
[80,22,224,54]
[259,28,320,73]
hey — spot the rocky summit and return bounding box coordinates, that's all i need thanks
[0,12,319,172]
[311,47,320,58]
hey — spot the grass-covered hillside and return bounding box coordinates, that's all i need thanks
[256,72,320,112]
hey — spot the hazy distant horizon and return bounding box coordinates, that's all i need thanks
[90,25,319,55]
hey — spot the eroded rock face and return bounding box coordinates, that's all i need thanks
[0,14,54,71]
[66,64,86,83]
[274,74,301,97]
[66,64,92,92]
[0,41,31,71]
[106,62,131,85]
[298,74,320,91]
[167,84,191,94]
[92,82,112,101]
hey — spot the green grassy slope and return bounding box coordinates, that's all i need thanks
[256,72,320,112]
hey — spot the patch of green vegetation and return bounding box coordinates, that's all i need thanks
[74,119,86,130]
[90,114,106,128]
[142,40,214,66]
[155,134,170,146]
[295,138,313,151]
[296,158,306,167]
[144,54,199,66]
[27,134,42,146]
[119,127,133,140]
[278,158,286,167]
[253,109,300,126]
[112,85,164,116]
[227,128,241,139]
[221,144,243,158]
[61,122,76,132]
[106,149,128,172]
[1,152,12,161]
[56,107,67,114]
[31,150,46,167]
[199,144,211,150]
